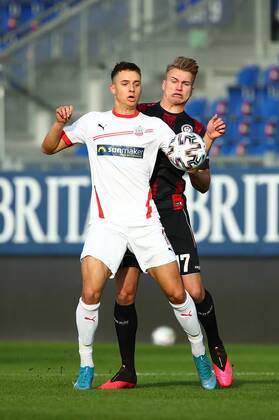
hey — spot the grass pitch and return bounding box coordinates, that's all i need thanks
[0,342,278,420]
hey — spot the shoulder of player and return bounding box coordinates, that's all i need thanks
[139,113,170,127]
[183,111,206,135]
[137,102,157,112]
[78,110,112,125]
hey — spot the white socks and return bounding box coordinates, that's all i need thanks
[170,291,205,357]
[76,298,100,367]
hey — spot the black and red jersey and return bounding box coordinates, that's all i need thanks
[137,102,209,211]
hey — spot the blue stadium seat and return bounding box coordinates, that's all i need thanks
[0,3,20,35]
[176,0,202,13]
[209,97,228,117]
[221,119,251,155]
[237,65,260,89]
[227,85,261,119]
[253,88,279,120]
[0,0,78,44]
[185,98,207,122]
[248,119,279,154]
[263,65,279,90]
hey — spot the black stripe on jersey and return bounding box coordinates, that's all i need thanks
[139,101,209,211]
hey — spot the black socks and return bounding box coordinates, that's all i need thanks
[114,301,138,374]
[195,289,223,349]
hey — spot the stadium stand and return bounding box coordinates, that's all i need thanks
[0,0,278,167]
[184,64,279,157]
[184,97,207,123]
[75,62,279,159]
[0,0,81,49]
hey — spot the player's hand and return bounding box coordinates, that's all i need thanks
[206,114,226,140]
[55,105,74,124]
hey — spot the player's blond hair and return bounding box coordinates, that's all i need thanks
[166,57,199,80]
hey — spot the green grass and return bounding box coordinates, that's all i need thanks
[0,342,278,420]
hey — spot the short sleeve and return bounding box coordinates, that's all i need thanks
[62,114,89,145]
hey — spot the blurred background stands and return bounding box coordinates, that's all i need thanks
[0,0,278,169]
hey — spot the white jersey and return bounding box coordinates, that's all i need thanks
[62,110,175,225]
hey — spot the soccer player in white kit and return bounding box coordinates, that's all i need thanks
[41,62,216,391]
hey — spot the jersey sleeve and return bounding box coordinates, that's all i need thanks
[61,114,89,145]
[193,119,206,137]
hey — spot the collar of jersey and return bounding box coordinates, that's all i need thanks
[112,109,139,118]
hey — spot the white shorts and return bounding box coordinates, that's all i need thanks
[81,219,176,275]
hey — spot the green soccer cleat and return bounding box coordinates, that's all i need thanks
[193,354,217,390]
[73,366,94,390]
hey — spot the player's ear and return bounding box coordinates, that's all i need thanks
[162,79,166,91]
[110,83,116,95]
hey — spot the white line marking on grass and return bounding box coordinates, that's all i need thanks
[95,371,279,377]
[1,371,278,377]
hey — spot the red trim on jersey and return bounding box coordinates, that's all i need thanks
[61,131,72,145]
[94,186,105,218]
[93,131,134,141]
[112,109,139,118]
[146,189,153,219]
[162,112,177,129]
[193,119,206,136]
[172,179,186,210]
[175,179,185,194]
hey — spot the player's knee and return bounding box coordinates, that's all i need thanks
[168,289,186,305]
[116,288,136,305]
[82,289,101,305]
[187,287,204,304]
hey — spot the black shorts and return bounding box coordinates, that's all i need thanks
[121,208,200,275]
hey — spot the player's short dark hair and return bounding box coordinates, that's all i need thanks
[166,57,199,80]
[111,62,141,81]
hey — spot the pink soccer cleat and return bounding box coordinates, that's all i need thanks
[210,345,233,388]
[98,365,137,390]
[213,358,233,388]
[98,380,136,390]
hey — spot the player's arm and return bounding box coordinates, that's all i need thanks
[188,114,225,192]
[187,167,210,193]
[41,105,74,154]
[203,114,226,153]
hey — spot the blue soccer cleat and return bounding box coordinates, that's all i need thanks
[193,354,217,390]
[73,366,94,390]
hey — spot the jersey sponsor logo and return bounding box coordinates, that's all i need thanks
[97,145,107,153]
[181,124,193,133]
[97,144,144,158]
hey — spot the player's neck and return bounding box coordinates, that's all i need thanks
[113,104,139,117]
[159,99,185,114]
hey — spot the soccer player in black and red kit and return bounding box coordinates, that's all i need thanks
[99,57,233,389]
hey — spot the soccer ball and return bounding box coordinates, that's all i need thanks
[168,132,207,170]
[151,326,176,346]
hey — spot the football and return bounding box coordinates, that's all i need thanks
[151,326,176,346]
[168,132,207,170]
